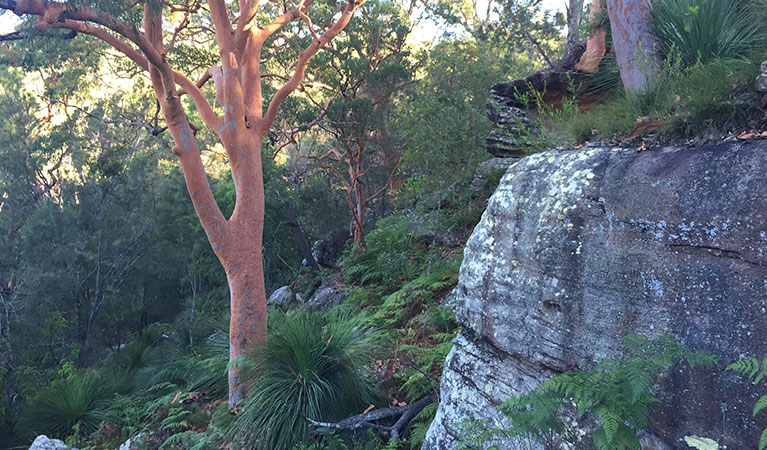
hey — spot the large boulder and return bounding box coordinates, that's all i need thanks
[28,435,76,450]
[469,157,521,194]
[424,142,767,449]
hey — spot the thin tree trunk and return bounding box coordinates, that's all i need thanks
[566,0,585,53]
[606,0,660,92]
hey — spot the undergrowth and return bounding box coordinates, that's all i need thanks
[227,308,380,450]
[459,334,718,450]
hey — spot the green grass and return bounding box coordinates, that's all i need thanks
[563,56,762,143]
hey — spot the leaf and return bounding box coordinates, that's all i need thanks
[754,395,767,417]
[761,428,767,450]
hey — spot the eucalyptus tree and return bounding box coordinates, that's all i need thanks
[271,0,412,247]
[0,0,367,406]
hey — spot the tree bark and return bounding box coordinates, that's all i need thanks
[606,0,660,92]
[566,0,585,54]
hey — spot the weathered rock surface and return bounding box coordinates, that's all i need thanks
[311,229,348,268]
[28,435,76,450]
[304,274,349,310]
[470,157,521,194]
[425,142,767,449]
[755,60,767,92]
[266,285,296,307]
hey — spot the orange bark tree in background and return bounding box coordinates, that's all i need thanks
[0,0,366,407]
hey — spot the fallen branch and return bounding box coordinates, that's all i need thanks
[306,395,433,443]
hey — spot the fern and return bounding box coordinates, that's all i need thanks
[409,402,439,449]
[461,334,718,450]
[727,357,767,449]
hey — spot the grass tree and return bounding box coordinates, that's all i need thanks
[0,0,366,407]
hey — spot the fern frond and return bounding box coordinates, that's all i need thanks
[754,395,767,417]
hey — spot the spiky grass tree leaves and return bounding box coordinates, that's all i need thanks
[18,371,115,440]
[649,0,765,66]
[227,308,380,450]
[466,335,718,450]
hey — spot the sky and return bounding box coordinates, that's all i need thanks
[0,0,566,46]
[2,0,566,39]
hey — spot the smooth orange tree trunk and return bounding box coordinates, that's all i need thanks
[3,0,366,407]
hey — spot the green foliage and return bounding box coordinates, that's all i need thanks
[460,335,717,450]
[371,258,460,328]
[500,79,580,154]
[340,216,415,287]
[650,0,765,67]
[228,308,380,450]
[136,331,229,396]
[726,357,767,449]
[564,55,761,142]
[18,371,116,441]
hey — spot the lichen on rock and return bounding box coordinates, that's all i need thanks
[424,142,767,449]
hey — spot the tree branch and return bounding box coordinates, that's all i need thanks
[48,20,222,133]
[306,396,433,442]
[260,0,365,133]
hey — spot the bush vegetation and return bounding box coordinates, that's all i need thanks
[228,309,380,450]
[2,0,766,447]
[459,335,718,450]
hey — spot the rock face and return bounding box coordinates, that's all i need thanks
[28,435,76,450]
[304,274,349,310]
[311,229,348,268]
[424,142,767,449]
[470,157,521,194]
[755,60,767,93]
[267,285,296,307]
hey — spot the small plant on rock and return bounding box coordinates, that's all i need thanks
[726,357,767,449]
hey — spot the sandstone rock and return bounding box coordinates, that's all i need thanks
[311,229,348,268]
[755,61,767,92]
[304,275,349,310]
[28,435,76,450]
[266,285,296,307]
[425,142,767,449]
[469,157,520,194]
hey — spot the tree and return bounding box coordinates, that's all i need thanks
[0,0,367,407]
[605,0,659,92]
[273,0,412,248]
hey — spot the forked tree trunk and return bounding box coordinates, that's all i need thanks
[2,0,366,408]
[606,0,660,92]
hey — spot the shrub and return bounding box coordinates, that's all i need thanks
[650,0,765,67]
[340,216,415,286]
[135,330,229,396]
[228,308,380,450]
[18,370,115,440]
